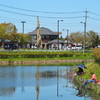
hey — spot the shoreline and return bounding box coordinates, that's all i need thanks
[0,59,94,65]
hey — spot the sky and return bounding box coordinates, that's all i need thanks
[0,0,100,38]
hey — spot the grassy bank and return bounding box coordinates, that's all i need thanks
[0,50,94,61]
[0,51,94,65]
[75,61,100,95]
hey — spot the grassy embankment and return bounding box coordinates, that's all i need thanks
[0,50,94,66]
[75,62,100,95]
[74,48,100,98]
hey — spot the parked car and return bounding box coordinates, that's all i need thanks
[75,45,82,50]
[4,44,18,50]
[66,46,72,50]
[98,45,100,48]
[72,45,82,50]
[31,45,37,49]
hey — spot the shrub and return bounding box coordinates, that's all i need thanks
[74,53,81,56]
[93,48,100,61]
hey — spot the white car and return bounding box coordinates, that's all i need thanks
[31,45,37,49]
[66,46,72,50]
[76,45,82,50]
[98,45,100,48]
[72,45,82,50]
[63,46,72,50]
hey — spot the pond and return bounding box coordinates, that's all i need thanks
[0,66,95,100]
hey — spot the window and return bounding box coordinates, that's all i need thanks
[46,35,49,39]
[50,35,57,39]
[33,35,36,39]
[42,35,45,39]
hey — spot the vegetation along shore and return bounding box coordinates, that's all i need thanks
[1,48,100,98]
[74,48,100,98]
[0,50,93,65]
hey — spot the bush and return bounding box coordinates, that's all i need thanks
[93,48,100,61]
[0,53,10,58]
[0,51,93,59]
[74,53,81,56]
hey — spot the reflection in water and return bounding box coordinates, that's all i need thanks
[0,87,15,97]
[76,87,86,97]
[0,67,16,97]
[35,66,57,100]
[74,75,100,100]
[57,66,59,97]
[36,85,39,100]
[35,66,40,100]
[0,66,99,100]
[21,66,25,92]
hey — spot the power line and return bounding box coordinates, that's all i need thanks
[89,17,100,21]
[89,11,100,17]
[0,8,83,19]
[0,7,100,33]
[0,15,36,23]
[0,15,83,26]
[0,3,84,14]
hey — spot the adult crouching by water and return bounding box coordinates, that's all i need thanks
[82,72,97,87]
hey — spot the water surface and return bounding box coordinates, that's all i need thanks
[0,66,93,100]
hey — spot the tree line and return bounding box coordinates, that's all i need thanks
[0,22,99,49]
[0,22,32,48]
[61,31,100,48]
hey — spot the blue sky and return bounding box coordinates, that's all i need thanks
[0,0,100,38]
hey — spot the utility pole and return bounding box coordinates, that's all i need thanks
[21,21,26,34]
[84,10,88,53]
[67,29,69,46]
[62,29,69,46]
[81,10,88,53]
[57,20,63,50]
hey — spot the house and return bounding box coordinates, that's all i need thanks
[28,27,64,49]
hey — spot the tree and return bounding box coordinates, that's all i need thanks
[86,30,98,48]
[69,31,83,44]
[9,25,19,43]
[60,35,64,40]
[93,35,99,48]
[18,33,32,48]
[0,22,14,47]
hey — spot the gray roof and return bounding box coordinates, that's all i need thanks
[28,39,36,43]
[28,27,57,36]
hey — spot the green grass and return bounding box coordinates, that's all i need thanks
[0,55,93,61]
[75,61,100,95]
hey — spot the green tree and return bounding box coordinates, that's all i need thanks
[0,22,14,47]
[69,31,83,44]
[18,33,32,48]
[60,35,64,40]
[9,25,19,43]
[86,30,98,48]
[93,35,99,48]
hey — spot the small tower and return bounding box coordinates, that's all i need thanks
[36,16,42,48]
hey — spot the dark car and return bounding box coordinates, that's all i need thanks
[4,44,18,50]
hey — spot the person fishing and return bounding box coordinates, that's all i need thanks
[82,72,97,87]
[76,61,86,75]
[77,67,84,75]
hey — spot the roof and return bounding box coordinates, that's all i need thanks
[54,32,62,35]
[28,39,36,43]
[28,27,58,35]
